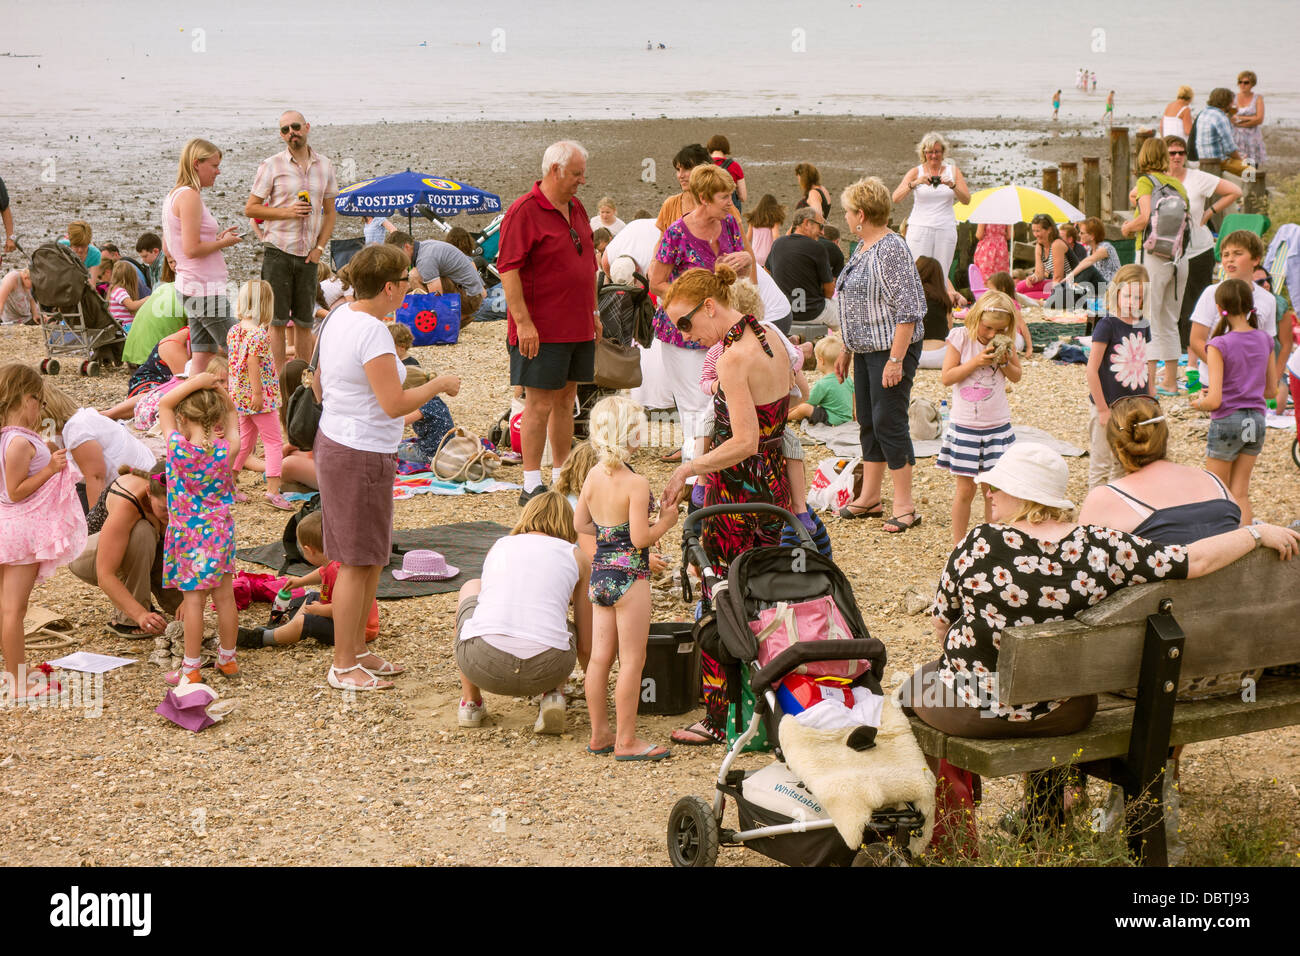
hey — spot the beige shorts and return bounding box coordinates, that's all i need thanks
[454,595,576,698]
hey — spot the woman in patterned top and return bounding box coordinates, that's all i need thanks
[832,177,926,531]
[903,442,1300,738]
[648,163,754,465]
[659,263,796,746]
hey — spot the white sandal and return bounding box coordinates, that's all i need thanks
[327,664,392,691]
[356,651,404,676]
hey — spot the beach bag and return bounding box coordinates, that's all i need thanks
[908,397,942,441]
[725,663,771,754]
[396,293,461,346]
[285,307,341,450]
[806,456,862,512]
[748,594,868,681]
[593,335,643,389]
[432,427,501,483]
[1142,174,1190,262]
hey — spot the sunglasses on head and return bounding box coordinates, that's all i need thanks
[280,122,304,134]
[674,300,706,332]
[568,227,582,255]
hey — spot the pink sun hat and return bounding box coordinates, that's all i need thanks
[390,549,459,581]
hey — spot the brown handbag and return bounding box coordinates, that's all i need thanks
[432,426,501,483]
[592,336,643,389]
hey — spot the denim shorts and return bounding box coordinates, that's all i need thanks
[1207,409,1266,460]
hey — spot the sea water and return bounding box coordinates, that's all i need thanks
[2,0,1296,136]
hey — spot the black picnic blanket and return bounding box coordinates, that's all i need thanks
[236,521,510,599]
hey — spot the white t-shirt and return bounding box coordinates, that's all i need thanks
[319,276,346,308]
[459,534,579,658]
[590,215,626,236]
[317,303,407,453]
[61,408,157,479]
[1190,281,1277,378]
[755,264,793,325]
[1180,169,1223,257]
[603,218,661,273]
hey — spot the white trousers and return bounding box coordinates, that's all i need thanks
[906,223,958,279]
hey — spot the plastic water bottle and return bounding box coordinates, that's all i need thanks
[270,587,293,626]
[939,400,950,433]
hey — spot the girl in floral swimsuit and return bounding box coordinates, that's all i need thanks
[574,396,679,760]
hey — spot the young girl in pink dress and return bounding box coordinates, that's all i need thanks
[0,363,87,704]
[973,223,1010,280]
[158,371,240,685]
[226,280,290,509]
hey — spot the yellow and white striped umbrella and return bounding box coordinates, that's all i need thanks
[954,184,1086,224]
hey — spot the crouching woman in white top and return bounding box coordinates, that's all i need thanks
[455,491,593,735]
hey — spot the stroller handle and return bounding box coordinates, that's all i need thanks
[750,639,888,702]
[679,503,815,604]
[682,503,815,550]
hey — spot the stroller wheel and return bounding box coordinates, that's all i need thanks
[667,796,719,868]
[80,360,101,377]
[40,358,60,375]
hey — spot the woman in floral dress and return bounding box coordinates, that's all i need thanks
[659,265,794,746]
[903,442,1300,738]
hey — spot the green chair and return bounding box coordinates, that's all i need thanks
[1214,213,1271,260]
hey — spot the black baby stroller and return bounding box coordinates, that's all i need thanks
[666,503,926,867]
[28,242,124,376]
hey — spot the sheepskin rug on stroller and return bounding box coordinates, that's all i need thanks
[778,697,936,857]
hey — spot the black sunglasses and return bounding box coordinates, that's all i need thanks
[1168,149,1186,156]
[674,300,706,333]
[280,122,304,134]
[568,227,582,255]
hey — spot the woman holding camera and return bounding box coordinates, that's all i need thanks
[893,133,970,280]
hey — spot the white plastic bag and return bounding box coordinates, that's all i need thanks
[806,457,862,513]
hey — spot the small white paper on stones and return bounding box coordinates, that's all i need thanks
[46,652,138,674]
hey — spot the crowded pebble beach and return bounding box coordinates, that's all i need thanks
[2,102,1299,868]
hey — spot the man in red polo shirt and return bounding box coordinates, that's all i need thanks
[498,140,599,505]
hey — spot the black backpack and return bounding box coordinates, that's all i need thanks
[597,269,654,348]
[1187,113,1201,163]
[279,494,321,571]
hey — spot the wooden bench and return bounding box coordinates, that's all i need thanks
[909,548,1300,865]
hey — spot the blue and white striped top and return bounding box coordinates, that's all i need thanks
[834,231,925,355]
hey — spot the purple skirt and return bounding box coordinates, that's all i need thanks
[314,431,396,567]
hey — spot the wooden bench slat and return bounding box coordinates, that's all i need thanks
[909,677,1300,777]
[998,550,1300,705]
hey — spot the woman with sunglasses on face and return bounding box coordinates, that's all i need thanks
[658,264,793,746]
[648,164,755,466]
[311,244,461,692]
[1232,70,1266,168]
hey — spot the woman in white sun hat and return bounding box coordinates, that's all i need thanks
[901,442,1299,739]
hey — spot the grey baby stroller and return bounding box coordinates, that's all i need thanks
[666,503,926,867]
[28,242,124,376]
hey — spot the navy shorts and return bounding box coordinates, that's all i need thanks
[508,339,595,391]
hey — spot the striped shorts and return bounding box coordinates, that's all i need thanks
[935,421,1016,477]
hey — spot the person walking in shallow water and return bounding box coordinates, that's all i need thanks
[1052,90,1061,121]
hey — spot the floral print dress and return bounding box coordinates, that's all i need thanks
[163,430,235,591]
[931,524,1189,721]
[226,323,280,415]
